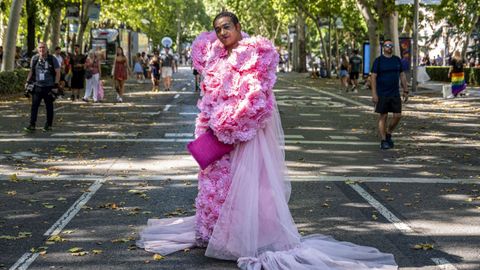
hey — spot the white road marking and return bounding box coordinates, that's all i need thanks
[163,104,172,111]
[0,137,477,148]
[9,252,39,270]
[340,114,360,117]
[44,179,105,236]
[350,184,459,270]
[179,112,198,115]
[299,113,321,116]
[431,258,458,270]
[164,133,194,137]
[1,174,479,184]
[278,78,369,108]
[54,106,65,112]
[174,94,180,99]
[9,179,105,270]
[181,87,186,91]
[284,135,305,139]
[50,132,139,137]
[328,136,360,140]
[349,183,414,234]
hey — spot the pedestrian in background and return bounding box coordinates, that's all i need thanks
[70,44,86,101]
[160,47,175,91]
[24,42,60,132]
[83,51,101,103]
[112,46,129,102]
[349,49,362,92]
[149,51,160,92]
[134,52,144,83]
[339,54,349,92]
[371,39,409,150]
[448,50,467,98]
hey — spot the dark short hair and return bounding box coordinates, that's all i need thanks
[353,49,359,54]
[213,11,239,27]
[74,44,80,48]
[383,39,393,44]
[55,46,61,50]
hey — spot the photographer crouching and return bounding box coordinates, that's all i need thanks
[24,42,60,132]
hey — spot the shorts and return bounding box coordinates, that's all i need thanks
[339,70,348,77]
[375,96,402,114]
[161,67,173,78]
[349,72,359,80]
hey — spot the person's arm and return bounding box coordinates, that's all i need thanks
[400,72,408,102]
[371,73,378,104]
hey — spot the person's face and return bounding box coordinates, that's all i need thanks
[74,46,79,54]
[117,48,122,55]
[383,42,394,55]
[214,16,242,49]
[55,48,60,54]
[38,44,47,56]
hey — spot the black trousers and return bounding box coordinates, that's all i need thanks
[30,86,54,127]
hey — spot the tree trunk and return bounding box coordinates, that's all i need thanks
[43,14,52,44]
[77,0,92,53]
[1,0,25,72]
[50,5,63,50]
[296,10,307,73]
[327,16,332,77]
[26,0,36,57]
[356,0,380,69]
[462,13,479,59]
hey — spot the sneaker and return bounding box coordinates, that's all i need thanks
[42,125,52,132]
[446,94,455,99]
[386,133,394,148]
[380,140,391,150]
[82,98,89,102]
[23,125,35,133]
[70,95,75,101]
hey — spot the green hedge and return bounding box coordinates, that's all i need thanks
[0,69,30,95]
[426,66,480,86]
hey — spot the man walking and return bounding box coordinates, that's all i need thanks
[371,39,408,150]
[24,42,60,132]
[160,47,175,91]
[349,49,362,92]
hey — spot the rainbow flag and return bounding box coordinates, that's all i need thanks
[451,72,467,96]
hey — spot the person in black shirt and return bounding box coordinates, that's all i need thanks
[24,42,60,132]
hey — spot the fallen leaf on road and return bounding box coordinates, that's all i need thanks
[153,254,164,261]
[91,249,103,255]
[413,243,434,250]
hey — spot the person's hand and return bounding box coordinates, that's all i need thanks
[372,94,378,105]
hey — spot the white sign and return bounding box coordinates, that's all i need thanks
[421,0,441,4]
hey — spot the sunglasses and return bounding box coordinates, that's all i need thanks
[384,44,394,48]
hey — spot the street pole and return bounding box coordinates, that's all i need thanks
[412,0,419,93]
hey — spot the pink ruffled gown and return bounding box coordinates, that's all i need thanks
[137,31,398,270]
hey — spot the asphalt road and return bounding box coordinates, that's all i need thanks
[0,67,479,270]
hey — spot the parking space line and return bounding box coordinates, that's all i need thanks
[9,252,39,270]
[174,94,180,99]
[350,183,459,270]
[9,179,105,270]
[349,183,414,234]
[163,104,172,111]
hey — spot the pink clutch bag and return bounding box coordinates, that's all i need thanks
[187,129,234,170]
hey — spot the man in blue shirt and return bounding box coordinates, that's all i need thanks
[371,39,409,150]
[24,42,60,132]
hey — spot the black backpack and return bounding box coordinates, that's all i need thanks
[30,54,56,83]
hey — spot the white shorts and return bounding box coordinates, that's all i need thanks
[161,67,173,78]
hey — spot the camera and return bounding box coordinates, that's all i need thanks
[24,83,34,98]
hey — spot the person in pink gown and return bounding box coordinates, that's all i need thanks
[137,11,398,270]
